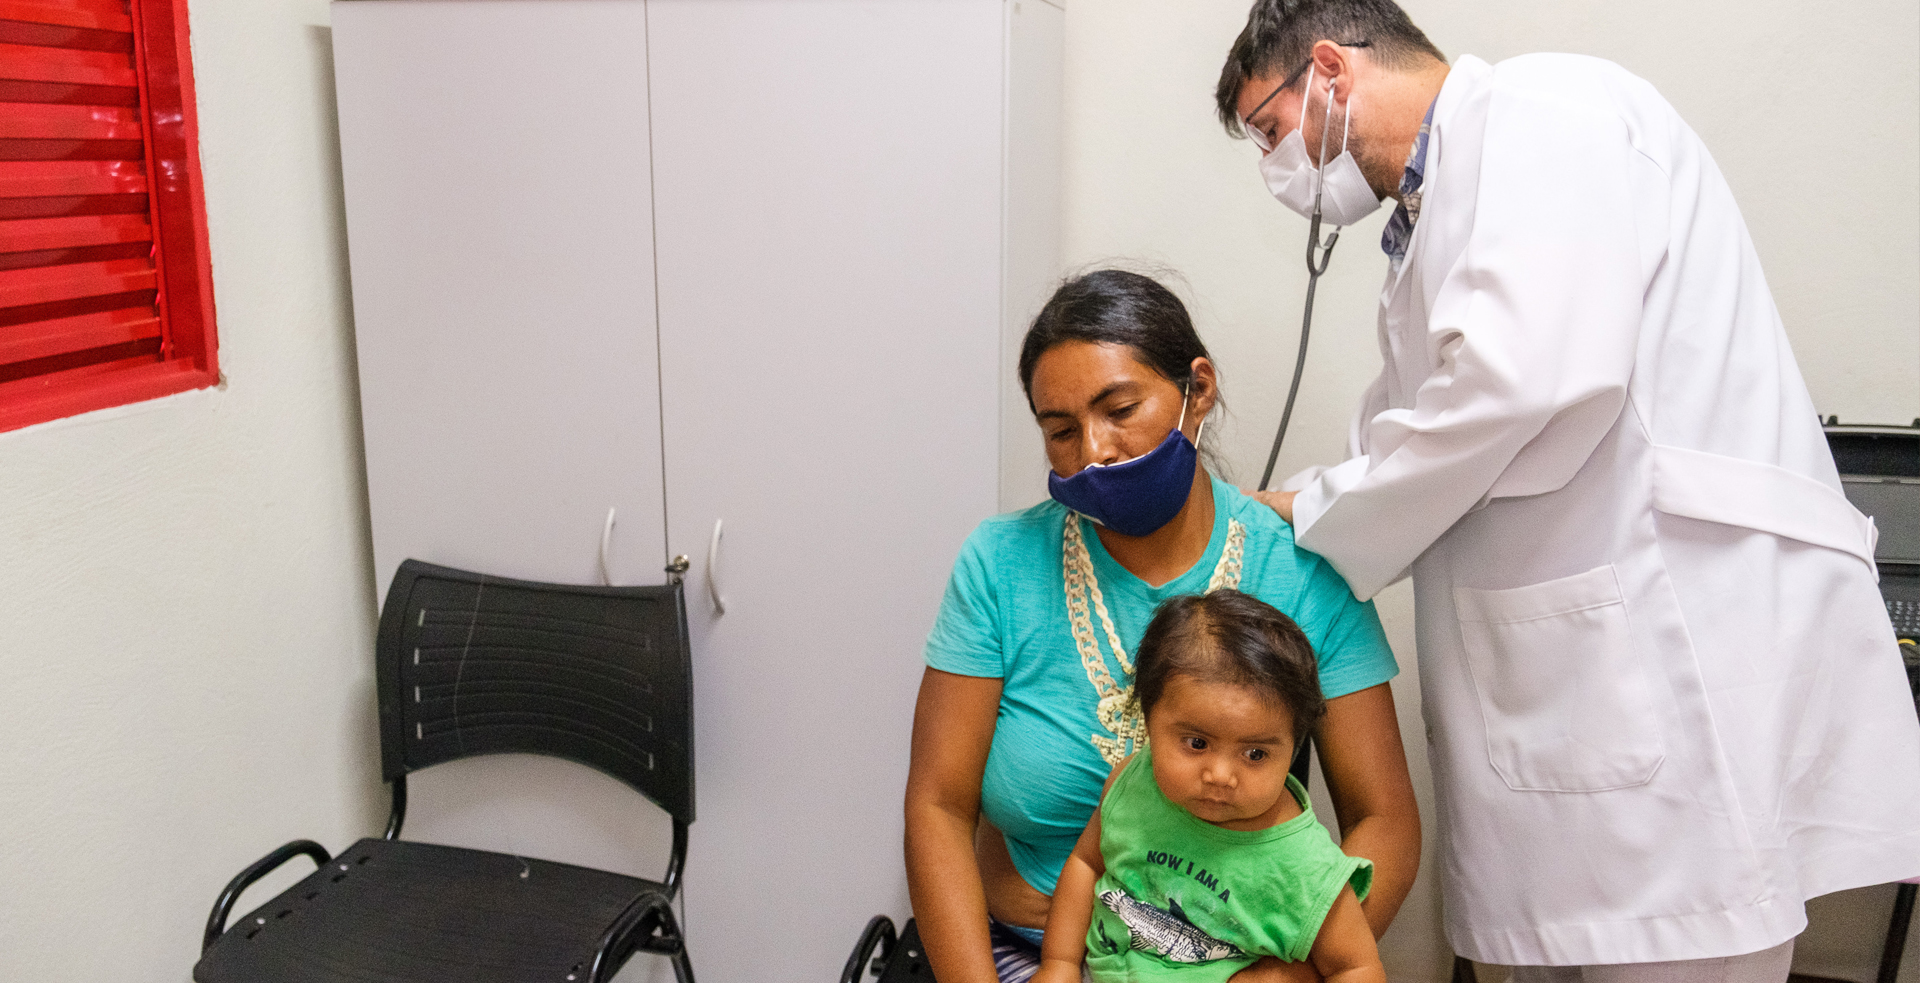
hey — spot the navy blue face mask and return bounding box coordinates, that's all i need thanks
[1048,388,1203,537]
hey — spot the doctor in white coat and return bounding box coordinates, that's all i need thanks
[1215,0,1920,978]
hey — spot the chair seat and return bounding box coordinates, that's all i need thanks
[195,838,666,983]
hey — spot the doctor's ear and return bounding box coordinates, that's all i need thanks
[1309,38,1357,97]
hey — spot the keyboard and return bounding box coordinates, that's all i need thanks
[1895,598,1920,641]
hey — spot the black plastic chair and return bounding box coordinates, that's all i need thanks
[844,916,931,983]
[194,559,695,983]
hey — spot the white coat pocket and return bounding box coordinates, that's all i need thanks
[1454,565,1665,792]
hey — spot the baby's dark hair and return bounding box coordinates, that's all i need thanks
[1134,589,1325,746]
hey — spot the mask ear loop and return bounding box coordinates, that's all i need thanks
[1317,79,1337,167]
[1175,382,1209,446]
[1340,89,1354,157]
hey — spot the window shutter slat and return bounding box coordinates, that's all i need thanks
[0,305,155,365]
[0,41,137,87]
[0,3,135,32]
[0,18,133,53]
[0,79,136,106]
[0,101,140,138]
[0,136,143,160]
[0,192,148,220]
[0,159,146,196]
[1,213,150,250]
[0,257,155,309]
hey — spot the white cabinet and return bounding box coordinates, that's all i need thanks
[333,0,1061,978]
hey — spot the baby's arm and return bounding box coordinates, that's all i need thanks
[1306,887,1386,983]
[1036,757,1132,983]
[1034,805,1105,983]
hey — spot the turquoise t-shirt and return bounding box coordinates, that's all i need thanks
[923,476,1397,895]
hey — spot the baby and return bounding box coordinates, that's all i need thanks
[1035,589,1385,983]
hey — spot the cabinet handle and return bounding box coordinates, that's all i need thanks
[599,507,618,586]
[707,519,727,615]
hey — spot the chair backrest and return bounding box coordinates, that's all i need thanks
[376,559,694,825]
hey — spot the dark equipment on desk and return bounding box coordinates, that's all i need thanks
[1827,421,1920,646]
[1812,420,1920,983]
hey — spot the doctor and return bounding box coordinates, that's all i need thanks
[1214,0,1920,979]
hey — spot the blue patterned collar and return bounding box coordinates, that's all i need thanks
[1380,98,1438,268]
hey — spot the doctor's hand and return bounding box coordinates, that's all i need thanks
[1230,956,1323,983]
[1244,489,1297,524]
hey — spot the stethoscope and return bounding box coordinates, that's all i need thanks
[1256,83,1346,494]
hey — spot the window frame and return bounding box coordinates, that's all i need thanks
[0,0,219,434]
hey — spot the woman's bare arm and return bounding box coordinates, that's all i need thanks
[1315,683,1421,938]
[905,667,1006,983]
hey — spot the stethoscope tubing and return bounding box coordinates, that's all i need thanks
[1257,216,1338,492]
[1258,84,1345,493]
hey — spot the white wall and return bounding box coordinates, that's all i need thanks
[1052,1,1919,981]
[0,0,1912,980]
[0,2,382,978]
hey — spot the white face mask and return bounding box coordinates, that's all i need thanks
[1250,66,1383,227]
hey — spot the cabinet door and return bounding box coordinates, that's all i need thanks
[649,0,1004,977]
[334,0,666,598]
[332,0,675,891]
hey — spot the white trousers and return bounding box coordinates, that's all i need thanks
[1507,941,1795,983]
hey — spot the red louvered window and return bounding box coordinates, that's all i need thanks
[0,0,216,434]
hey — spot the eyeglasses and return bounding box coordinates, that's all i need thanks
[1241,40,1371,153]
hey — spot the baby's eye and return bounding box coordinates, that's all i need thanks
[1185,736,1208,751]
[1245,748,1268,762]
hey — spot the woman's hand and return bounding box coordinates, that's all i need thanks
[905,668,1007,983]
[1229,956,1325,983]
[1244,489,1297,524]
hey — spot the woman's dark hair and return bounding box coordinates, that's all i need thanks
[1018,269,1214,410]
[1134,589,1324,746]
[1215,0,1446,139]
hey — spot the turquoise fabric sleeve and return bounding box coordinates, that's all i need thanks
[923,523,1005,678]
[1298,552,1397,700]
[1228,491,1398,700]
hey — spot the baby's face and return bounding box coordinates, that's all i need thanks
[1146,675,1298,831]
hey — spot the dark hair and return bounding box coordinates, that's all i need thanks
[1018,270,1213,410]
[1215,0,1445,139]
[1134,590,1324,746]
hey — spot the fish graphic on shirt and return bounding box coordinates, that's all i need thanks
[1099,889,1245,963]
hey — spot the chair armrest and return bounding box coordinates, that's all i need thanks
[841,916,898,983]
[591,888,675,983]
[202,839,332,953]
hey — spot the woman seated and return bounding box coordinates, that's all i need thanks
[905,270,1419,983]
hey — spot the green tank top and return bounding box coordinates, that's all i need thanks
[1087,749,1373,982]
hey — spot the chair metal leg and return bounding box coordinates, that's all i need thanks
[1879,881,1917,983]
[655,903,694,983]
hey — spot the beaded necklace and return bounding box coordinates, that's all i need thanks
[1062,512,1246,765]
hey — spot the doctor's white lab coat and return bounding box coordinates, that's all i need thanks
[1290,53,1920,965]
